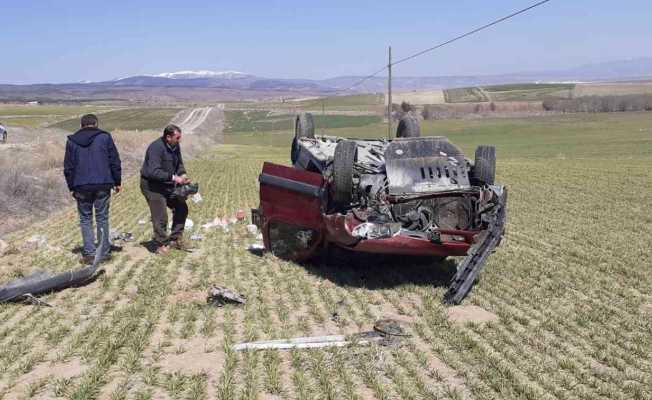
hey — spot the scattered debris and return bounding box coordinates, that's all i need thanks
[233,334,375,351]
[190,234,203,241]
[330,312,340,323]
[138,219,147,225]
[0,231,107,303]
[110,230,134,242]
[206,285,246,307]
[246,224,258,235]
[202,217,230,231]
[22,293,54,307]
[185,218,194,230]
[191,192,203,204]
[234,319,408,351]
[247,242,265,256]
[374,319,410,337]
[23,234,48,250]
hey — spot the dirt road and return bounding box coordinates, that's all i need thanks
[172,105,224,137]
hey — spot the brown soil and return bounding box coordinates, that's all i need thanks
[156,337,223,399]
[639,303,652,315]
[3,358,87,399]
[446,305,499,325]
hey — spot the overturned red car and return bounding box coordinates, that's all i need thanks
[252,113,507,303]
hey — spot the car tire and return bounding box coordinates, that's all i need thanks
[396,115,420,138]
[332,140,357,206]
[295,113,315,139]
[472,145,496,185]
[291,113,315,164]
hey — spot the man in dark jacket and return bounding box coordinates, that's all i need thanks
[64,114,122,263]
[140,124,191,254]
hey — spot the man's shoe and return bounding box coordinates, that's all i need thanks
[169,239,194,252]
[156,245,170,255]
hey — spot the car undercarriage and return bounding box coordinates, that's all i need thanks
[254,113,507,304]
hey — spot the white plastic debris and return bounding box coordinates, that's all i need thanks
[191,193,203,204]
[248,242,265,251]
[246,224,258,235]
[137,219,147,225]
[24,234,48,249]
[185,219,194,230]
[190,234,203,241]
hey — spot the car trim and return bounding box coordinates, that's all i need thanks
[259,173,322,198]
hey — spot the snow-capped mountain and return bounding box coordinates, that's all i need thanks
[151,70,252,79]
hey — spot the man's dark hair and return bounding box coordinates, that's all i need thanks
[80,114,98,128]
[163,124,181,138]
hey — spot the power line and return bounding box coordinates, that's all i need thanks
[341,0,552,92]
[341,65,388,92]
[392,0,552,67]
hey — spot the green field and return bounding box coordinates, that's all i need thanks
[224,110,381,133]
[444,87,489,103]
[0,105,120,128]
[1,112,651,399]
[51,107,182,132]
[226,94,384,113]
[483,83,575,102]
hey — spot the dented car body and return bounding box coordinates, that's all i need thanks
[253,114,507,303]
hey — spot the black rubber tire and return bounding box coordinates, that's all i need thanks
[295,113,315,139]
[472,145,496,185]
[396,115,420,138]
[332,140,357,206]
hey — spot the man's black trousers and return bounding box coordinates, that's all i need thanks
[140,178,188,246]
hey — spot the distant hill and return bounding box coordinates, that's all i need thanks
[1,58,651,102]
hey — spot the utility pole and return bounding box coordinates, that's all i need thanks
[387,46,392,140]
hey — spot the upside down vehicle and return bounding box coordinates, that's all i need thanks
[252,113,507,304]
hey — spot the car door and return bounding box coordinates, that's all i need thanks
[258,162,325,260]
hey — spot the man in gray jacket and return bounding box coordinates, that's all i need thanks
[140,124,191,254]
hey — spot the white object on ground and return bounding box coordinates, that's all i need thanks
[202,217,230,230]
[233,334,381,351]
[138,219,147,225]
[191,193,203,204]
[246,224,258,235]
[247,242,265,251]
[256,233,263,240]
[190,234,203,241]
[25,235,48,249]
[185,219,194,230]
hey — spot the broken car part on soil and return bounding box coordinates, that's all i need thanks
[252,113,507,304]
[206,285,246,307]
[234,318,408,351]
[0,230,107,304]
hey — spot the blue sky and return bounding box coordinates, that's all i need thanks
[1,0,650,83]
